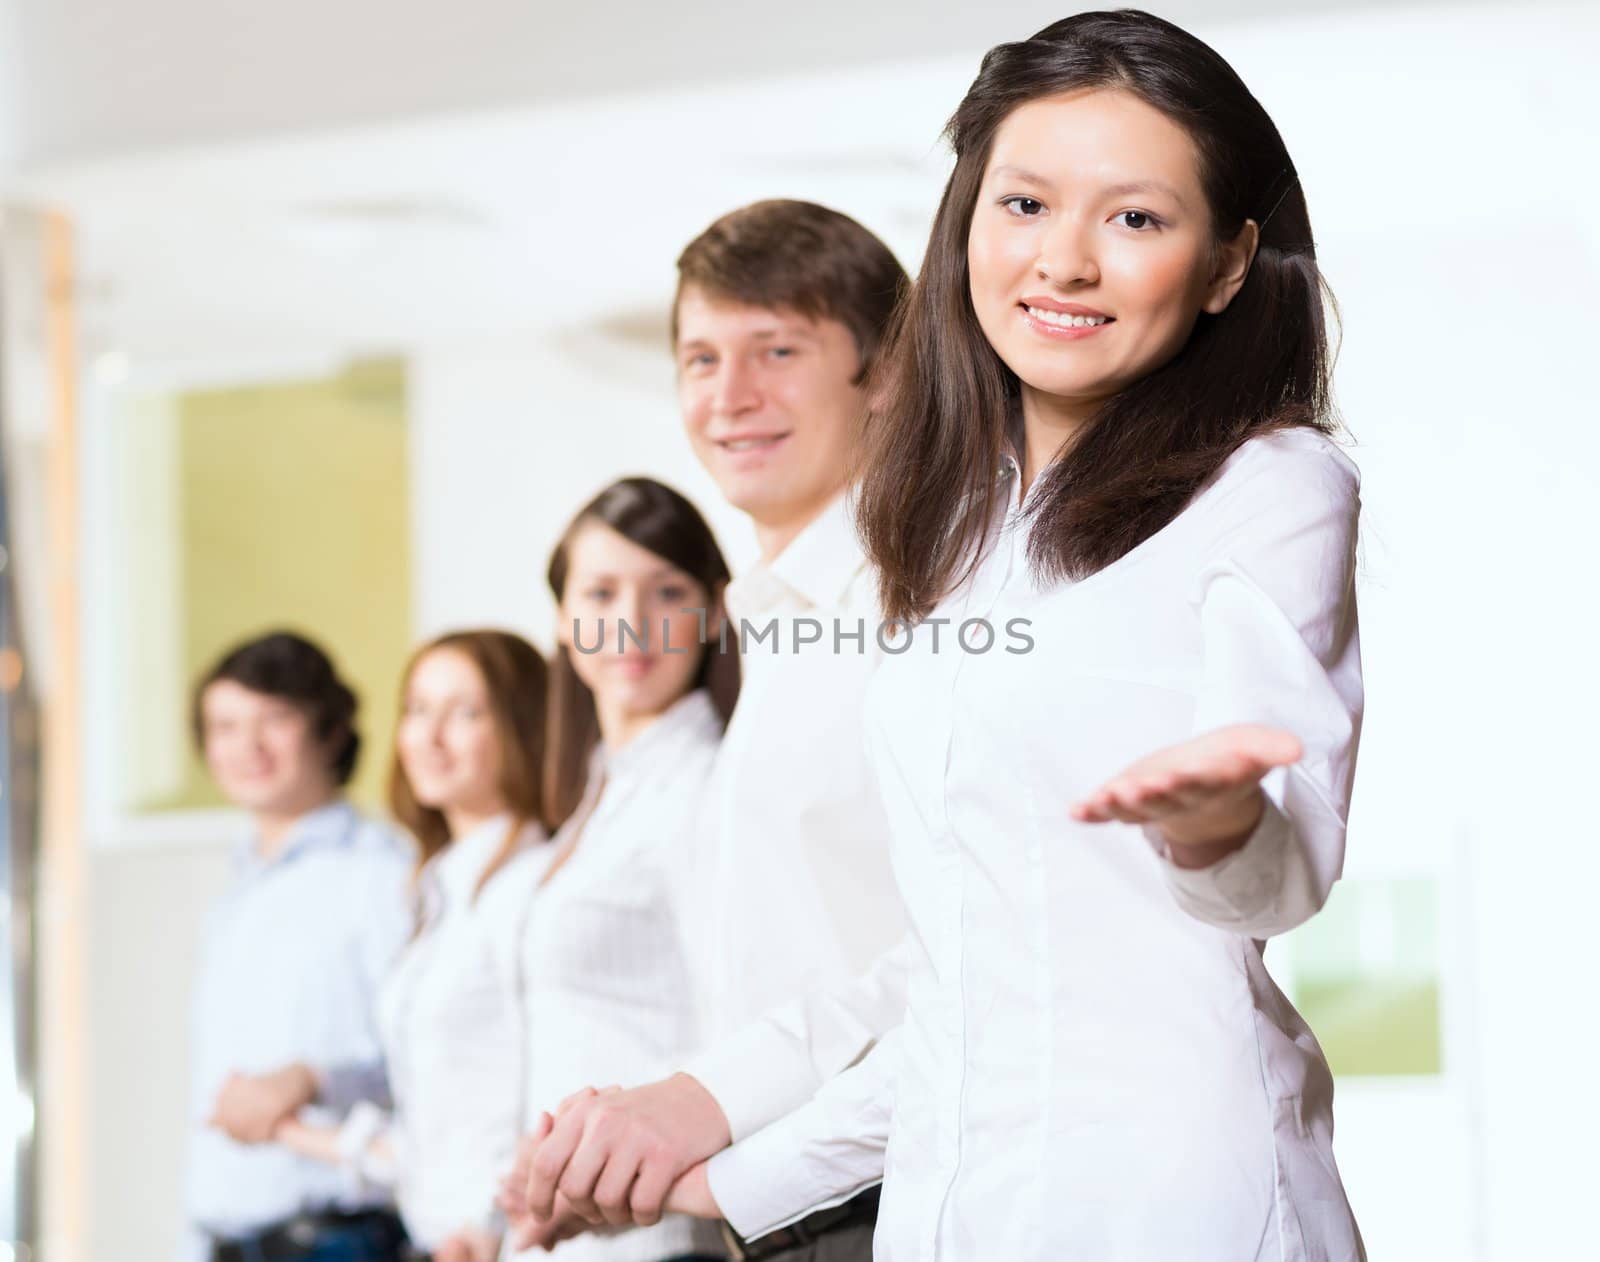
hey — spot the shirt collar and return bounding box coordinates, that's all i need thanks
[430,812,515,897]
[595,687,721,783]
[725,490,867,619]
[235,798,358,874]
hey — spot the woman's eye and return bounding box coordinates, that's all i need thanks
[584,588,613,603]
[767,346,795,360]
[1001,196,1045,217]
[659,584,690,602]
[1113,210,1158,231]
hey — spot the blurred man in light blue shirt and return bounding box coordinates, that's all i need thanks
[183,632,413,1262]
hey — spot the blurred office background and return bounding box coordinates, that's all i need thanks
[0,0,1596,1258]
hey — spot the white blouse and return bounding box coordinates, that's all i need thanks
[340,816,549,1251]
[510,688,729,1262]
[709,428,1366,1261]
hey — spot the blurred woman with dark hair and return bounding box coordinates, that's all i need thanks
[268,629,551,1262]
[663,10,1366,1259]
[501,476,736,1262]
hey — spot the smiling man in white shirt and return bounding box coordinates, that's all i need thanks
[513,201,911,1261]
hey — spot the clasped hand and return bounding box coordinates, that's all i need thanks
[502,1074,725,1240]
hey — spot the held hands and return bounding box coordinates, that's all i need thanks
[268,1115,345,1166]
[1069,724,1302,869]
[662,1161,720,1219]
[430,1226,501,1262]
[496,1119,591,1252]
[208,1062,318,1144]
[519,1073,731,1229]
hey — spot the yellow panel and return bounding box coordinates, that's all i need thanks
[128,358,411,813]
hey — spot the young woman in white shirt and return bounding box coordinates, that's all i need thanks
[271,629,551,1262]
[502,476,738,1262]
[666,10,1367,1260]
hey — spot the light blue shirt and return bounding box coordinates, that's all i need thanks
[183,799,414,1245]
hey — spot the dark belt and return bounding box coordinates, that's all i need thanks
[210,1208,407,1262]
[719,1185,880,1262]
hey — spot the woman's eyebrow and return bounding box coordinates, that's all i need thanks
[990,163,1053,188]
[1099,179,1189,208]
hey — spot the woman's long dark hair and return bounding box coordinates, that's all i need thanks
[543,477,740,833]
[858,8,1339,623]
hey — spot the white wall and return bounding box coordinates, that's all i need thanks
[407,335,758,649]
[1235,10,1600,1257]
[0,1,19,175]
[85,843,232,1262]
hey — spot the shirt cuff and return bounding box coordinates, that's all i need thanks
[1143,782,1293,930]
[707,1123,878,1242]
[680,1022,825,1144]
[336,1101,398,1185]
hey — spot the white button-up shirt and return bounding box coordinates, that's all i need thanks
[337,816,549,1250]
[510,688,728,1262]
[185,801,413,1244]
[710,428,1366,1261]
[678,492,910,1144]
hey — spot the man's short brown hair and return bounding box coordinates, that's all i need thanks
[673,199,909,383]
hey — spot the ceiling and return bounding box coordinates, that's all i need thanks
[0,0,1546,372]
[11,0,1372,166]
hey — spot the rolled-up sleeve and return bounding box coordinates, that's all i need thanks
[1150,441,1363,939]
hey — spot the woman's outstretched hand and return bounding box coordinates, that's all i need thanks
[1069,724,1302,868]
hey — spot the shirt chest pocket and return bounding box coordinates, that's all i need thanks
[530,881,681,1000]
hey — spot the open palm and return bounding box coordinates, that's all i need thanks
[1070,724,1301,859]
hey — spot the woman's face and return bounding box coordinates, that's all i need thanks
[557,521,713,722]
[396,647,506,817]
[967,87,1255,418]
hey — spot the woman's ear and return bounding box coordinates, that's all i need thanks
[1202,218,1259,316]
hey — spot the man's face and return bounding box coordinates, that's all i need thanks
[675,286,863,547]
[199,680,335,815]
